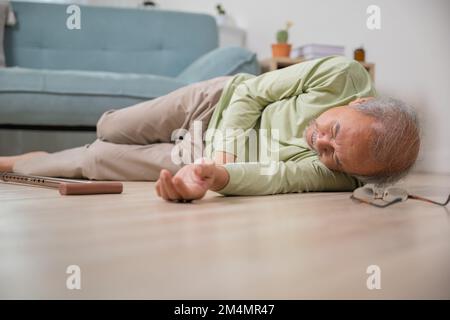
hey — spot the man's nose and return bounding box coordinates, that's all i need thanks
[315,136,332,154]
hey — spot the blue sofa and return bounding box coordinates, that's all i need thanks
[0,1,260,154]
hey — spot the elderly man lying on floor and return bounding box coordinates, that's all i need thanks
[0,56,420,201]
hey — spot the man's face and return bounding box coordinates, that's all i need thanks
[304,98,383,176]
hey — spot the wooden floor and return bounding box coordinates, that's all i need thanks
[0,173,449,299]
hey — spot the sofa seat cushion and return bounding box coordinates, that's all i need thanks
[0,67,188,99]
[0,67,188,126]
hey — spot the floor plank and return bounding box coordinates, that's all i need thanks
[0,173,449,299]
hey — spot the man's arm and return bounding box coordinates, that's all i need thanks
[221,56,374,130]
[218,160,361,195]
[155,160,361,202]
[213,61,315,157]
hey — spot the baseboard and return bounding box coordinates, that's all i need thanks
[0,124,96,132]
[0,129,97,155]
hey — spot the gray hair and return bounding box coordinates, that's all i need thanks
[350,97,421,187]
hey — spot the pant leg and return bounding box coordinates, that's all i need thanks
[13,76,232,180]
[97,76,232,145]
[13,139,182,181]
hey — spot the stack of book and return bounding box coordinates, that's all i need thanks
[291,44,345,60]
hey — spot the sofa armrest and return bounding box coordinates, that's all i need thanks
[177,46,260,83]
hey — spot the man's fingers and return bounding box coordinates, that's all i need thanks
[173,176,195,200]
[158,171,170,200]
[159,181,169,200]
[161,170,181,201]
[155,179,161,197]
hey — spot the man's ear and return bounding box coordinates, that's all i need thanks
[348,97,374,106]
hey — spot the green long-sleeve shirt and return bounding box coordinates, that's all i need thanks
[205,56,376,195]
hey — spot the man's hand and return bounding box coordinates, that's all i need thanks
[155,160,230,202]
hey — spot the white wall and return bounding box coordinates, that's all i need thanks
[87,0,450,174]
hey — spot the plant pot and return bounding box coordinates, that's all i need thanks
[271,43,292,58]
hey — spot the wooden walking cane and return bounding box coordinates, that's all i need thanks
[0,172,123,195]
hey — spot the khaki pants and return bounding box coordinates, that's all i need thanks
[13,76,232,181]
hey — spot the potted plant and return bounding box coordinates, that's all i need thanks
[272,21,293,57]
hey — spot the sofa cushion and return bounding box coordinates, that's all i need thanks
[4,1,218,77]
[0,67,187,98]
[0,67,188,126]
[177,46,260,83]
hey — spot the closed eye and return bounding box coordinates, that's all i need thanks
[333,122,340,139]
